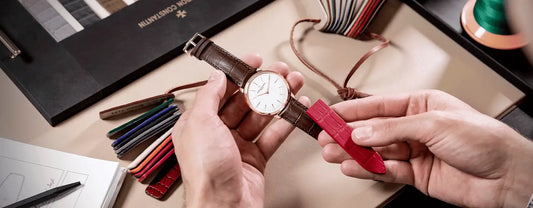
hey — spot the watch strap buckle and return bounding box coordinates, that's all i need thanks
[183,33,205,55]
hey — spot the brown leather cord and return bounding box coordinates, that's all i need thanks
[166,80,207,94]
[290,18,390,100]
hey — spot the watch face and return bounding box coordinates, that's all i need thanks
[243,71,290,115]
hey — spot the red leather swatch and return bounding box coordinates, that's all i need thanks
[306,99,386,174]
[145,158,181,199]
[138,148,175,182]
[129,135,172,173]
[133,141,173,177]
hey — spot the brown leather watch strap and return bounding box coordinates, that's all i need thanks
[184,33,256,88]
[279,96,322,139]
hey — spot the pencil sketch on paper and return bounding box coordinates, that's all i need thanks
[0,156,88,207]
[0,173,24,205]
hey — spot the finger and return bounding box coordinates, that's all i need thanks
[318,131,335,147]
[322,143,352,163]
[256,96,311,160]
[191,70,227,116]
[219,92,249,128]
[317,117,389,147]
[233,130,268,172]
[330,93,411,122]
[219,53,263,109]
[317,114,392,147]
[351,112,448,147]
[372,143,411,160]
[341,160,415,185]
[331,90,472,122]
[236,68,304,140]
[322,141,410,164]
[264,61,290,77]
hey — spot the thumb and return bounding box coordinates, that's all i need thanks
[192,70,227,114]
[351,112,447,147]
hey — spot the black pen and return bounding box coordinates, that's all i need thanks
[4,181,81,208]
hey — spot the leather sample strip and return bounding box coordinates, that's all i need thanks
[128,129,172,170]
[136,147,174,182]
[138,149,175,182]
[96,0,126,13]
[129,135,172,172]
[106,98,174,138]
[47,0,84,31]
[145,157,180,200]
[111,104,176,147]
[84,0,110,18]
[18,0,77,41]
[132,141,173,176]
[113,105,177,150]
[58,0,100,27]
[115,112,180,157]
[100,94,174,120]
[306,99,385,174]
[318,0,385,38]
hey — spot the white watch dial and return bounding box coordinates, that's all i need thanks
[244,71,290,115]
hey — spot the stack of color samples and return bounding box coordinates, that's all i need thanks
[18,0,138,41]
[104,97,181,199]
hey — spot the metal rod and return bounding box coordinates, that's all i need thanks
[0,29,21,59]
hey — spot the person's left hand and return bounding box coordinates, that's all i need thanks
[172,53,308,208]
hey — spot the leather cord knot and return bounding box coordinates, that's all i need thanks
[290,18,389,100]
[337,87,370,100]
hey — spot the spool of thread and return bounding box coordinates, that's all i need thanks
[461,0,528,50]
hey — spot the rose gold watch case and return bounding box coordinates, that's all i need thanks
[243,70,291,116]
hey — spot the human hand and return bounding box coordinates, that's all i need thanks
[318,90,533,207]
[172,54,308,207]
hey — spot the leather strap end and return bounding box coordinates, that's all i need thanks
[145,157,180,200]
[99,93,175,120]
[306,99,385,174]
[184,34,256,88]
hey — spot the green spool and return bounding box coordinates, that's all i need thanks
[473,0,512,35]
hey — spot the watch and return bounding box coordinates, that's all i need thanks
[183,33,322,139]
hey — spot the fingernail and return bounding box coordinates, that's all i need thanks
[352,126,373,141]
[208,70,222,82]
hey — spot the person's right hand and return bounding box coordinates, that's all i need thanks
[318,90,533,207]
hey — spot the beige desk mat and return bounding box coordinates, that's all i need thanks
[0,0,523,207]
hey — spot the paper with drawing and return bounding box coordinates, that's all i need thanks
[0,138,124,208]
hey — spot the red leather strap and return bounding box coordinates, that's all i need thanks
[138,148,175,182]
[133,141,173,177]
[306,99,385,174]
[145,157,180,199]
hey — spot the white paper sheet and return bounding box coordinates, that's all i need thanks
[0,138,124,208]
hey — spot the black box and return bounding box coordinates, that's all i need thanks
[0,0,271,126]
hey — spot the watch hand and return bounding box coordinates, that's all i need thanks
[266,74,271,94]
[254,91,268,99]
[257,82,266,94]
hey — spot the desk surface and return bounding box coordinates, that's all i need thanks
[0,0,524,207]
